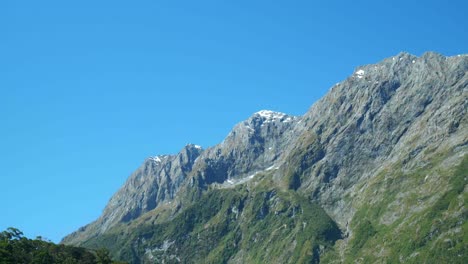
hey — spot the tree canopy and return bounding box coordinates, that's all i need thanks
[0,227,125,264]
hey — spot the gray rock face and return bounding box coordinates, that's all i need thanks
[62,52,467,251]
[192,110,300,185]
[101,144,203,229]
[277,52,467,228]
[63,111,300,242]
[64,144,203,242]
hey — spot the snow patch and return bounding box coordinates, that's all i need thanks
[222,165,279,187]
[149,156,162,163]
[255,110,287,122]
[254,110,296,124]
[355,69,365,79]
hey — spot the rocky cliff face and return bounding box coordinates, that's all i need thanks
[285,52,467,226]
[63,110,301,243]
[63,52,467,263]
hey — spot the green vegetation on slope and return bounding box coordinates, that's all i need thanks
[0,227,126,264]
[81,174,341,264]
[327,153,468,263]
[284,132,325,191]
[71,151,467,264]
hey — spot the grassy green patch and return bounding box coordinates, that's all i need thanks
[344,153,467,263]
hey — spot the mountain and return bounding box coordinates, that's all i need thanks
[63,52,467,263]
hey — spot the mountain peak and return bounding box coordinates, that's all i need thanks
[254,109,286,116]
[184,143,203,150]
[255,109,285,117]
[148,156,162,163]
[252,110,296,123]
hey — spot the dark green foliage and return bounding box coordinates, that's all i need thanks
[96,248,113,264]
[349,219,376,254]
[0,228,126,264]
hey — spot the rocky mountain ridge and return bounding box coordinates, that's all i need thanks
[65,109,301,242]
[63,52,467,263]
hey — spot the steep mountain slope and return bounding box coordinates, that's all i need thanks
[63,110,300,244]
[63,52,467,263]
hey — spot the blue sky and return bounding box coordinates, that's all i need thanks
[1,0,466,242]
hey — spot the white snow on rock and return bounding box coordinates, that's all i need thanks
[149,156,162,163]
[254,110,295,124]
[222,165,279,187]
[355,69,365,79]
[256,110,286,119]
[194,145,202,150]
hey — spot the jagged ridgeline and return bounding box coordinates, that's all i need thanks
[62,52,468,263]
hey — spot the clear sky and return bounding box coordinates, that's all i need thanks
[1,0,466,242]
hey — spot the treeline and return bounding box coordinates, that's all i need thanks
[0,227,126,264]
